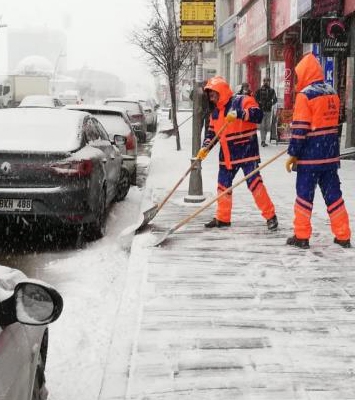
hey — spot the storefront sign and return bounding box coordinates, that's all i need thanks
[344,0,355,16]
[180,0,216,42]
[312,0,342,17]
[269,44,284,62]
[217,15,237,47]
[321,18,348,56]
[235,0,267,62]
[324,57,334,87]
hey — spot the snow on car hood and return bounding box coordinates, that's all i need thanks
[0,108,88,153]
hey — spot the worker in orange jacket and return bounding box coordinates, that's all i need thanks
[285,53,351,249]
[197,76,278,230]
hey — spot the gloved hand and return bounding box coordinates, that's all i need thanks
[225,111,237,123]
[225,109,244,123]
[196,147,209,160]
[285,156,298,172]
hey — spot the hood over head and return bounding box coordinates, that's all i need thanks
[295,53,324,92]
[204,76,233,109]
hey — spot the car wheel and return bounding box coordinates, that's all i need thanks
[115,166,130,202]
[138,131,147,143]
[86,188,107,240]
[32,330,48,400]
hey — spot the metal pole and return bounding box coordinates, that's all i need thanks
[184,42,206,203]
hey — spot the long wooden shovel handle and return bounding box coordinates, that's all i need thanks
[171,148,288,233]
[155,121,229,213]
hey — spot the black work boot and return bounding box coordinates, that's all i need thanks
[286,235,310,249]
[204,218,231,228]
[334,238,352,248]
[266,215,278,231]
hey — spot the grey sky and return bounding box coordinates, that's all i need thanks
[0,0,156,94]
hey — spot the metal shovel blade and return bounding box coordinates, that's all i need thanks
[136,204,159,232]
[151,228,174,247]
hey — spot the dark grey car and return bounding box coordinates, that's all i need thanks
[0,108,124,239]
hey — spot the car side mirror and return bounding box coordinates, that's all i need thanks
[0,282,63,327]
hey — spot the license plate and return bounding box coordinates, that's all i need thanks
[0,198,32,211]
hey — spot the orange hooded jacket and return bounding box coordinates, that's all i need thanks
[288,53,340,171]
[203,76,263,169]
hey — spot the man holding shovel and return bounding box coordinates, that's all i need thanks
[197,76,278,230]
[285,53,351,249]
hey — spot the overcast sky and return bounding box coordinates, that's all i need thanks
[0,0,157,95]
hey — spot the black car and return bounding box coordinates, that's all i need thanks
[0,108,126,239]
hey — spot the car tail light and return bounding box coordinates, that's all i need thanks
[50,160,93,177]
[126,133,136,150]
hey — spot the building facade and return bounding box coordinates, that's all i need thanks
[213,0,355,147]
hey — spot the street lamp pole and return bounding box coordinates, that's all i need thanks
[184,42,206,203]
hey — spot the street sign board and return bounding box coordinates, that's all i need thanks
[180,0,216,42]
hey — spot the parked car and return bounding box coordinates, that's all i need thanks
[18,95,64,108]
[58,90,82,105]
[103,98,147,143]
[0,108,127,240]
[139,99,158,132]
[65,104,138,185]
[0,264,63,400]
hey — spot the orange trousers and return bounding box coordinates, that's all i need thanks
[215,164,275,223]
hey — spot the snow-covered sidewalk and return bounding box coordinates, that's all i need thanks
[100,112,355,400]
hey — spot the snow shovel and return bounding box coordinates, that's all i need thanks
[152,148,288,246]
[136,121,230,231]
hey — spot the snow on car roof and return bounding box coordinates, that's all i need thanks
[66,104,126,115]
[0,108,89,152]
[19,95,59,108]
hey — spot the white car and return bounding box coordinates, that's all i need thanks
[18,95,64,108]
[139,99,158,132]
[0,265,63,400]
[65,104,138,185]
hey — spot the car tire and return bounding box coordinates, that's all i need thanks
[32,329,48,400]
[115,166,130,202]
[86,188,107,240]
[138,131,147,143]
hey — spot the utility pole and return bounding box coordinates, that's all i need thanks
[184,42,206,203]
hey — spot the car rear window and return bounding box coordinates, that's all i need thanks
[105,101,141,114]
[94,114,130,136]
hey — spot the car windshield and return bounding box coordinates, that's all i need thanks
[94,114,130,136]
[105,101,141,114]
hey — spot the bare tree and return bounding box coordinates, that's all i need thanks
[131,0,193,150]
